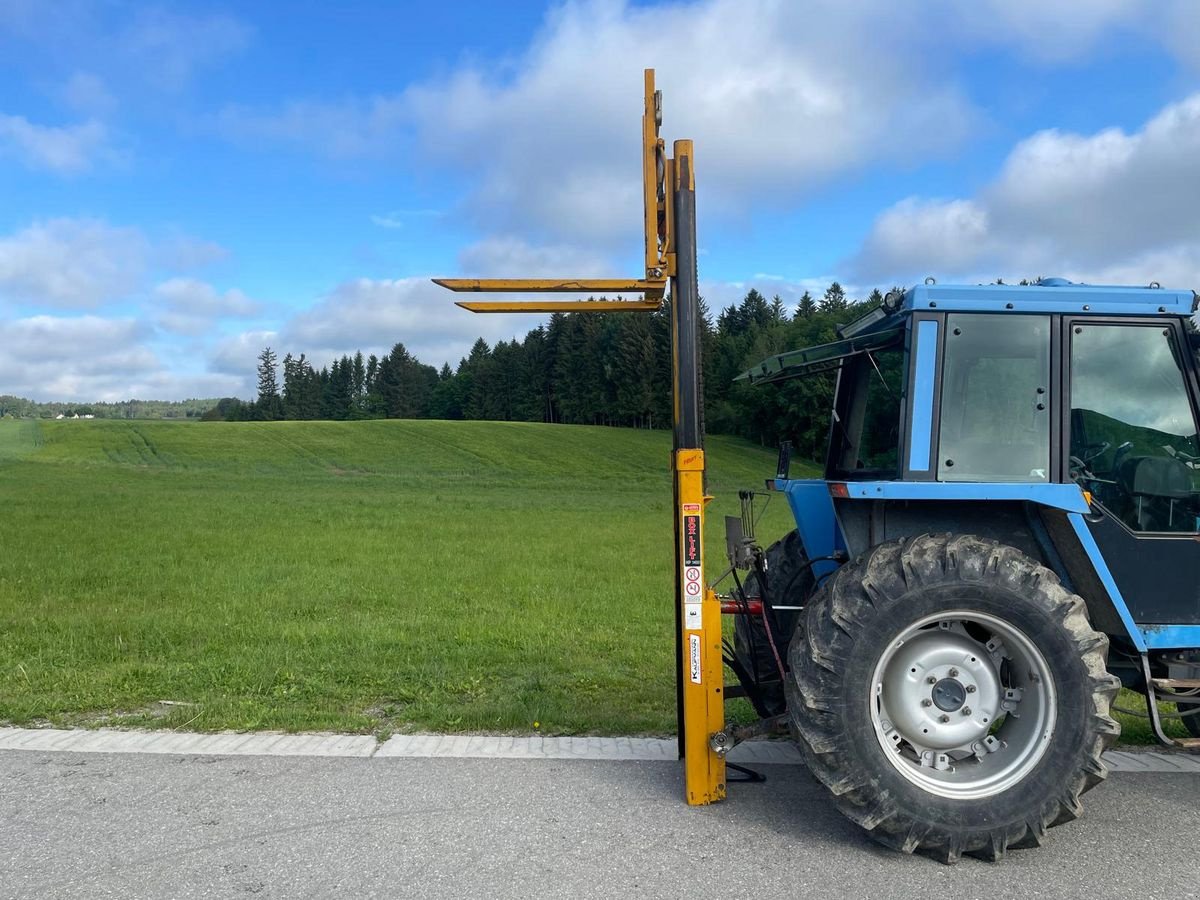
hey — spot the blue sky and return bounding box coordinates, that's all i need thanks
[2,0,1199,401]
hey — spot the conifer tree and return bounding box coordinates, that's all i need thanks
[255,347,282,420]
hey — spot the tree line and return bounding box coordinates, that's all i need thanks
[211,282,889,460]
[1,396,218,420]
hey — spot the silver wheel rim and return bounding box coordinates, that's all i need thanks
[869,610,1056,800]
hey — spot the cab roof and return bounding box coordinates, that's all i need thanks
[902,278,1195,317]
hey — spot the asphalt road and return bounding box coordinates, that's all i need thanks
[1,750,1196,900]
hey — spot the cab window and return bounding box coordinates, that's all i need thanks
[1070,324,1200,533]
[831,343,904,478]
[938,314,1051,482]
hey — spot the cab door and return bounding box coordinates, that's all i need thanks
[1065,318,1200,624]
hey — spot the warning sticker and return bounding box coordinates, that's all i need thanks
[682,514,701,567]
[682,503,701,513]
[689,634,702,684]
[684,602,702,630]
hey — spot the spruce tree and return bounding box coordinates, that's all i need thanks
[796,291,817,319]
[255,347,282,420]
[821,282,848,314]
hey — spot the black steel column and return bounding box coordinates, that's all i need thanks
[671,140,701,759]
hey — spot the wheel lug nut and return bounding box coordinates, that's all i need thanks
[939,714,950,723]
[966,685,976,693]
[927,676,937,685]
[961,707,972,716]
[948,667,959,677]
[921,699,932,707]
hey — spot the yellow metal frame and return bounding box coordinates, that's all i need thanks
[675,449,727,804]
[434,69,727,806]
[433,70,671,313]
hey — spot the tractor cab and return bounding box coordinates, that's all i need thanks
[746,280,1200,509]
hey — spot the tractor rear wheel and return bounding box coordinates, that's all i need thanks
[733,530,813,715]
[788,533,1120,862]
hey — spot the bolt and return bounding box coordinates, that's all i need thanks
[939,714,950,723]
[966,684,976,693]
[927,676,937,685]
[962,707,972,716]
[948,667,959,677]
[921,699,932,707]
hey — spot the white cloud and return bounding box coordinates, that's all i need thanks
[209,328,279,383]
[0,314,237,402]
[0,114,110,173]
[153,277,259,335]
[212,0,977,249]
[0,218,147,309]
[208,277,546,386]
[402,0,976,248]
[948,0,1144,62]
[456,236,609,279]
[284,277,537,367]
[853,92,1200,287]
[207,0,1200,278]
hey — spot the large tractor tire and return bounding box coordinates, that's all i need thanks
[733,530,814,715]
[788,533,1121,862]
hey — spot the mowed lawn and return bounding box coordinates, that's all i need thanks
[0,418,797,736]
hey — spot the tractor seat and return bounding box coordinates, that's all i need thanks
[1117,455,1193,500]
[1117,455,1195,531]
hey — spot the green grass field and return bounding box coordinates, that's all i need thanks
[0,417,1182,743]
[0,417,797,736]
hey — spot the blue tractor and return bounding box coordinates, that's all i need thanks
[730,278,1200,861]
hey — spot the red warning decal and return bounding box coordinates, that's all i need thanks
[683,514,701,567]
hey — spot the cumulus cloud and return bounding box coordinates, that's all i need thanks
[212,0,1198,253]
[208,277,546,389]
[402,0,980,247]
[0,314,237,402]
[212,0,979,247]
[153,278,259,335]
[0,218,147,309]
[0,114,111,173]
[853,92,1200,287]
[209,328,279,380]
[457,236,609,279]
[284,277,537,367]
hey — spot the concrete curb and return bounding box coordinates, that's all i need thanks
[2,727,1198,772]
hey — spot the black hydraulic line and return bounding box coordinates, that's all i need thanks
[748,552,787,684]
[728,567,764,686]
